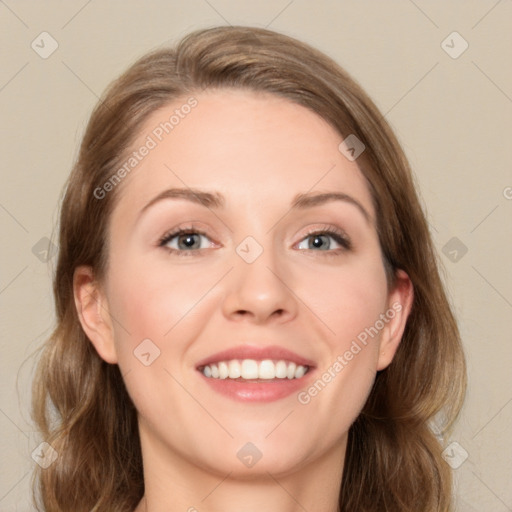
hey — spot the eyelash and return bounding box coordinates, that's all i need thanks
[158,224,352,257]
[299,225,352,255]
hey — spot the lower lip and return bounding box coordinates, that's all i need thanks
[198,370,315,402]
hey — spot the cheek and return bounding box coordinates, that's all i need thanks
[104,257,215,420]
[295,253,387,406]
[298,253,389,348]
[105,255,224,363]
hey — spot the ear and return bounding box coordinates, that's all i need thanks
[73,265,118,364]
[376,269,414,371]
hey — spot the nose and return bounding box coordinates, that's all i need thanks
[221,243,298,325]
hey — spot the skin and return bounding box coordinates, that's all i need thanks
[74,89,413,512]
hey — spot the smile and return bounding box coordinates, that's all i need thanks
[200,359,310,380]
[195,345,316,402]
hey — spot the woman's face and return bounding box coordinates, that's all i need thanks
[79,88,411,478]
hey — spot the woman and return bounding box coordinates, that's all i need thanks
[31,26,466,512]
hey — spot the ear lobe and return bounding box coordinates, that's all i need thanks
[376,269,414,371]
[73,265,118,364]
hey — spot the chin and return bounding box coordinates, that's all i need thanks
[186,433,319,480]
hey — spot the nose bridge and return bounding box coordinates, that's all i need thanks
[236,233,279,285]
[221,231,297,322]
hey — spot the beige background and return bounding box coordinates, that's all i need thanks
[1,1,511,510]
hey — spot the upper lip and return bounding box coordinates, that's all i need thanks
[195,345,316,369]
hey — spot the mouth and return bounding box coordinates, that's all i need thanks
[195,345,316,402]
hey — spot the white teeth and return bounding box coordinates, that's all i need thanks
[258,359,275,379]
[241,359,259,379]
[228,360,241,378]
[218,361,229,379]
[294,365,306,378]
[201,359,309,380]
[275,360,288,378]
[286,362,296,379]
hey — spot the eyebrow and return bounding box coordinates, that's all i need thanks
[138,188,371,223]
[291,191,371,223]
[139,188,225,214]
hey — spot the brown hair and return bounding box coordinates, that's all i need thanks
[31,25,466,511]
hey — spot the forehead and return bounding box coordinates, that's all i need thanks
[111,88,375,222]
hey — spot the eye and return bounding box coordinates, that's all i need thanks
[159,227,214,255]
[157,225,351,257]
[296,226,352,253]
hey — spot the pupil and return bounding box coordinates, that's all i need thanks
[312,235,326,249]
[181,234,197,248]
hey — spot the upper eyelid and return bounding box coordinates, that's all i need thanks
[158,222,211,241]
